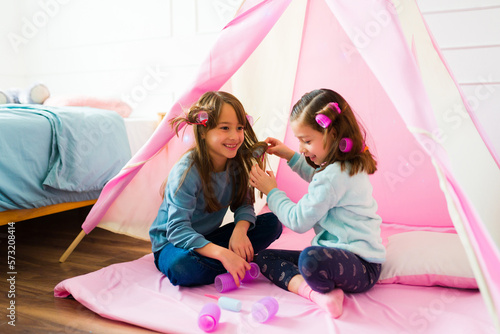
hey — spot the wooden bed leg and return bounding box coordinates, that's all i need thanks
[59,230,86,263]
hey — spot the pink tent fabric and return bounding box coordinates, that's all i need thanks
[78,0,499,328]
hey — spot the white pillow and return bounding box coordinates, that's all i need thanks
[377,231,478,289]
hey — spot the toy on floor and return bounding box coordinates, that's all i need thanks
[198,303,221,332]
[214,262,260,292]
[199,296,279,331]
[252,297,279,323]
[205,294,242,312]
[0,83,50,104]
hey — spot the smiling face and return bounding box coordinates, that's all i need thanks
[291,118,333,166]
[204,103,245,172]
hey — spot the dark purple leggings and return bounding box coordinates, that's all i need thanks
[255,246,382,293]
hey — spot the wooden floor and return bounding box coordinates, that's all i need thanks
[0,206,158,333]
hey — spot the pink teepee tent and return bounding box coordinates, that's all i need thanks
[60,0,499,330]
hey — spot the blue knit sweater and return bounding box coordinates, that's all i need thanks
[149,151,256,253]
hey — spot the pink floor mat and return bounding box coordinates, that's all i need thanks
[54,226,496,334]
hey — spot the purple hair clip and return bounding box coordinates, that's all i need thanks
[246,114,254,126]
[328,102,341,114]
[197,111,208,126]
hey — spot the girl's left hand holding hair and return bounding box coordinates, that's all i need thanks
[250,165,277,195]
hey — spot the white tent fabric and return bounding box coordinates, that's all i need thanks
[75,0,499,329]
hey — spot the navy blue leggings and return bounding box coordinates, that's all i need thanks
[255,247,382,293]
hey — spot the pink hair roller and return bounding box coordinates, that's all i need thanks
[328,102,341,114]
[214,273,238,293]
[251,297,279,323]
[214,262,261,292]
[315,114,331,128]
[198,303,221,332]
[316,102,340,128]
[339,138,353,152]
[241,262,260,282]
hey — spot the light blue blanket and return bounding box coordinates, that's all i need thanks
[0,104,131,211]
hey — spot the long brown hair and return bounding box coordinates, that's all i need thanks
[291,89,377,176]
[169,91,264,212]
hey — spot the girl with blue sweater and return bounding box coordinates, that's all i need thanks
[250,89,385,318]
[150,91,282,287]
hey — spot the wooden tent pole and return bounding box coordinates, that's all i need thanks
[59,230,86,263]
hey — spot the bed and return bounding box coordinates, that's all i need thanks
[54,219,496,334]
[0,104,155,225]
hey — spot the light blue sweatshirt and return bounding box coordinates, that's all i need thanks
[149,151,256,253]
[267,153,386,263]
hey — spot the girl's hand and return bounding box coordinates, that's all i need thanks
[229,230,254,263]
[250,164,277,195]
[219,248,251,287]
[229,221,254,262]
[265,137,295,161]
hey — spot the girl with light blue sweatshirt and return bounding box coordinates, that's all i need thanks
[250,88,385,318]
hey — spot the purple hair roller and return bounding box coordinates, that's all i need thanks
[241,262,260,283]
[214,263,261,292]
[339,138,353,152]
[214,273,238,293]
[251,297,279,323]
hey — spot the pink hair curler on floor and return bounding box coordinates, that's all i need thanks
[198,303,221,332]
[214,262,261,292]
[251,297,279,323]
[241,262,260,282]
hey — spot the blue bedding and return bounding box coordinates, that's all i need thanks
[0,104,131,211]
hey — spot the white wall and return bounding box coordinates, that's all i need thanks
[1,0,498,122]
[417,0,500,154]
[0,1,27,88]
[1,0,243,117]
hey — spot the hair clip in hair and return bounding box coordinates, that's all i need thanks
[246,114,254,126]
[328,102,341,114]
[315,114,331,128]
[197,111,208,126]
[187,111,208,126]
